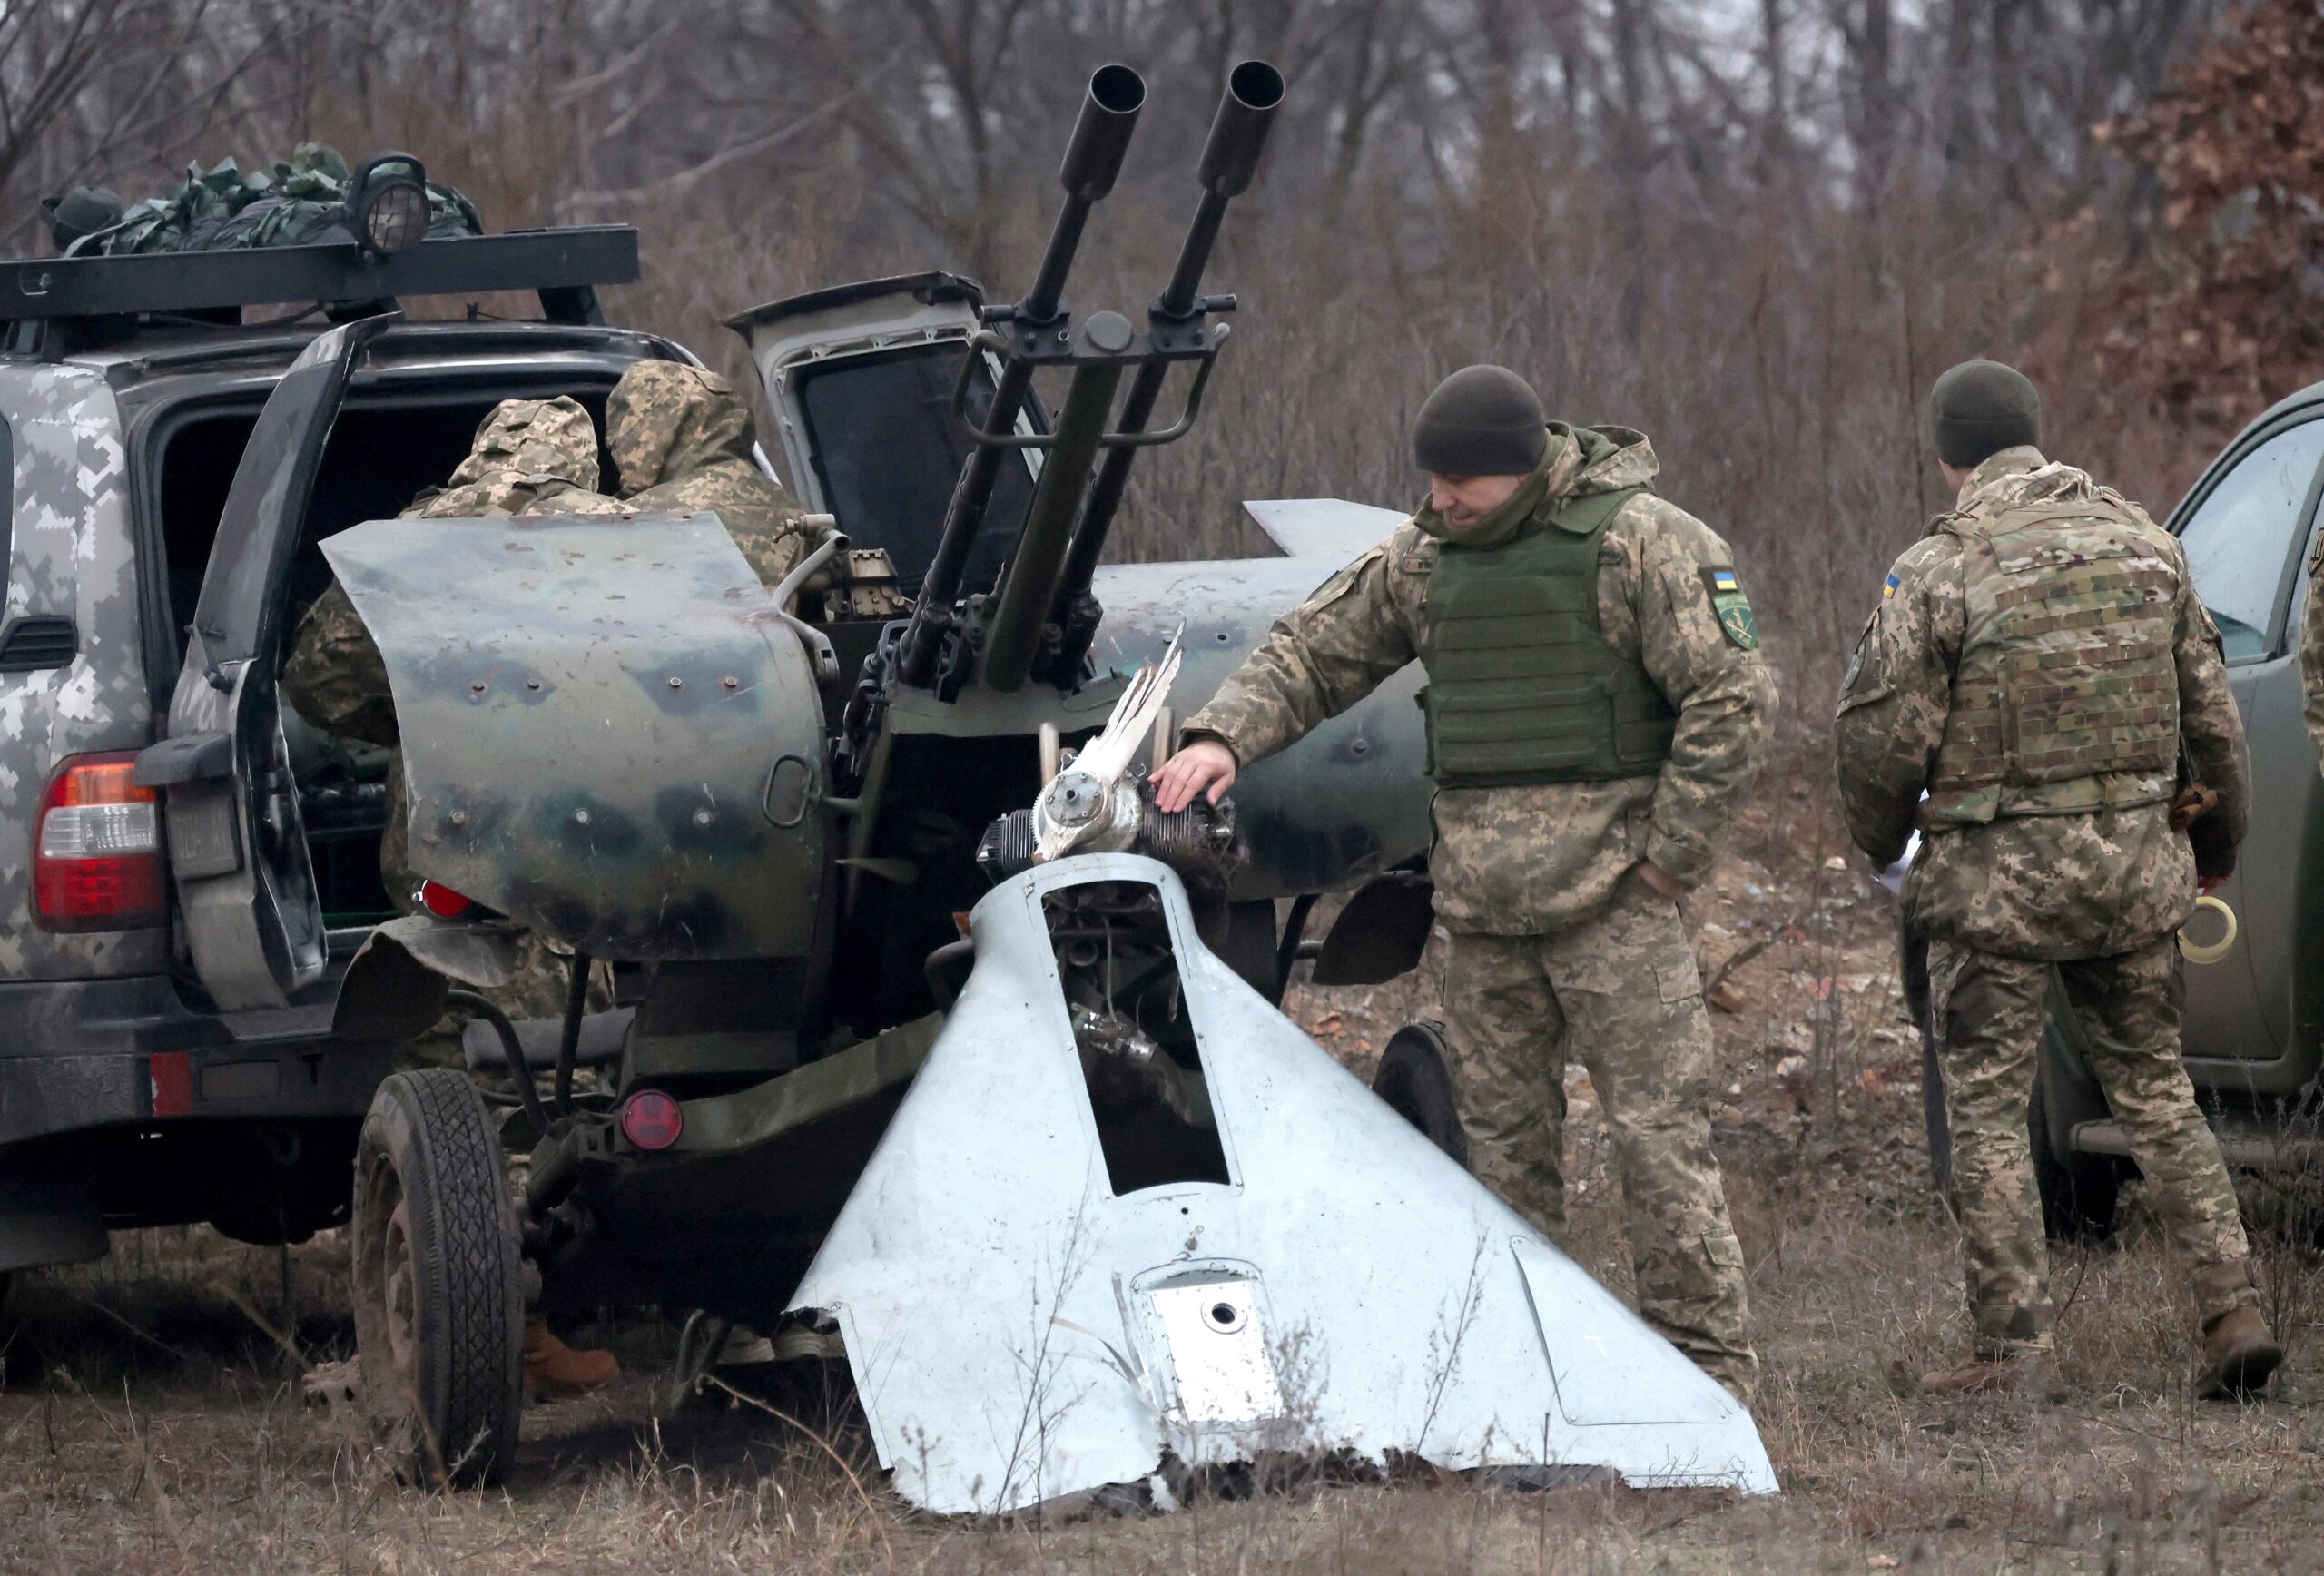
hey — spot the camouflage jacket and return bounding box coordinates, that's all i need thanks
[282,396,611,747]
[1835,448,2250,960]
[606,360,813,586]
[281,397,618,901]
[2303,541,2324,771]
[1182,425,1778,936]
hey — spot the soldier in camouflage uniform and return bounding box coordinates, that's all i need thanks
[1836,359,2280,1400]
[284,395,621,921]
[286,367,810,802]
[283,370,813,990]
[601,360,812,584]
[1157,365,1775,1400]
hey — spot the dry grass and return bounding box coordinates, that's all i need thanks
[7,862,2323,1575]
[7,1173,2320,1572]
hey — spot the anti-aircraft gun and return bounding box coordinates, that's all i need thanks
[314,64,1775,1509]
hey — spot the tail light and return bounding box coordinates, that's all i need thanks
[418,880,472,919]
[34,752,164,931]
[618,1089,684,1151]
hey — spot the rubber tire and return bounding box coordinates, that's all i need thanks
[2029,1071,2122,1245]
[1373,1022,1471,1168]
[351,1069,526,1488]
[1219,900,1284,1004]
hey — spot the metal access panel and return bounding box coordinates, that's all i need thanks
[323,511,825,960]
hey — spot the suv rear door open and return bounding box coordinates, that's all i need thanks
[136,315,388,1010]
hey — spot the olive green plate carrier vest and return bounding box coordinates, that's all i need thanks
[1420,486,1678,789]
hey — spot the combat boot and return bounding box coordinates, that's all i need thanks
[2194,1305,2281,1402]
[523,1320,619,1394]
[773,1317,847,1362]
[1918,1352,2067,1402]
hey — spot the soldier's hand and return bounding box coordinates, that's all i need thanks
[1153,740,1237,813]
[1630,860,1688,901]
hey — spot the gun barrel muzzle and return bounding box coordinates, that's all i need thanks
[1059,64,1147,203]
[1196,61,1285,198]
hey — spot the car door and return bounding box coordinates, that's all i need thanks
[2166,404,2324,1083]
[134,315,391,1011]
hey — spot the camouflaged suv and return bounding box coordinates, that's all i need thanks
[0,228,666,1280]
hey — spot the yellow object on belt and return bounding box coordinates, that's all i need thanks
[2178,894,2238,966]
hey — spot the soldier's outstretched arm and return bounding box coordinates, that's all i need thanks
[1626,507,1779,886]
[1177,539,1418,773]
[1832,539,1962,866]
[2302,547,2324,775]
[2172,545,2250,852]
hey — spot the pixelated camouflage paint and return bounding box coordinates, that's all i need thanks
[0,366,162,980]
[323,512,823,960]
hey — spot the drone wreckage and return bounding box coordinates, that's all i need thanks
[312,61,1777,1507]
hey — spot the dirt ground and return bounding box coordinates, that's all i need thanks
[5,822,2323,1573]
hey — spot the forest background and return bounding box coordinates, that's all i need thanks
[4,0,2321,785]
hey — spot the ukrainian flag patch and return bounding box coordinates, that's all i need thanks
[1699,566,1758,650]
[1884,573,1900,598]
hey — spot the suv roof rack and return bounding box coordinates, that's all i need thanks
[0,225,638,348]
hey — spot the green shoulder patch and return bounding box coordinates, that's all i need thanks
[1699,566,1758,650]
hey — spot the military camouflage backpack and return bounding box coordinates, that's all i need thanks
[65,143,480,257]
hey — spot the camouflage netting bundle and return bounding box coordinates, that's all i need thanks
[65,143,480,256]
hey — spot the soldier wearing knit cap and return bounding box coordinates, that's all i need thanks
[1928,359,2043,468]
[1157,363,1777,1402]
[1836,357,2277,1401]
[1411,363,1550,476]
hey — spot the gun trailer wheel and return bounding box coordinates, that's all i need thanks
[351,1069,526,1487]
[1373,1022,1471,1168]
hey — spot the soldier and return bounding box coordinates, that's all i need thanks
[284,395,623,909]
[1835,359,2280,1399]
[283,395,626,1396]
[1155,364,1775,1401]
[600,360,813,585]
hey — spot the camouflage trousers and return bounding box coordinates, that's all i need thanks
[1928,938,2256,1356]
[1439,880,1757,1395]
